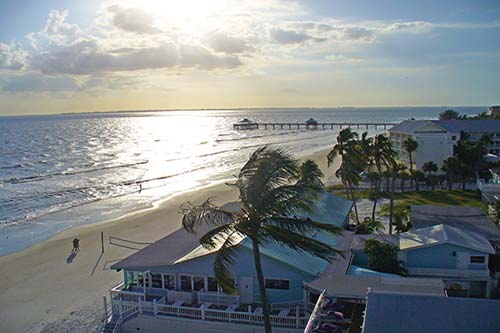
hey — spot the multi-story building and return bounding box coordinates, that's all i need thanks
[388,120,500,171]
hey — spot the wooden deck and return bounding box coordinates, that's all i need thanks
[233,122,396,130]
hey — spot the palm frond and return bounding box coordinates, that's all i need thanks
[180,198,235,233]
[261,225,344,261]
[212,230,241,294]
[269,217,343,236]
[199,222,238,250]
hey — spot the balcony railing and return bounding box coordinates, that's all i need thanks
[111,298,310,329]
[197,291,240,305]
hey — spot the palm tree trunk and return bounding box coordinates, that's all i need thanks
[251,237,272,333]
[447,174,452,190]
[372,197,377,221]
[415,179,420,191]
[409,154,413,188]
[348,182,360,224]
[389,172,396,235]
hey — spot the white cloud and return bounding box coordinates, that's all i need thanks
[107,5,162,34]
[0,43,27,70]
[325,54,364,63]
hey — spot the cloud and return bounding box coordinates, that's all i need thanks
[0,43,27,70]
[27,10,80,48]
[107,5,162,34]
[269,28,327,44]
[31,39,241,75]
[205,32,253,54]
[0,73,79,92]
[325,54,364,63]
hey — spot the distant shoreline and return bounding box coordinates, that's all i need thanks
[0,105,488,118]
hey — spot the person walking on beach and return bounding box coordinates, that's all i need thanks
[72,238,80,253]
[139,183,142,193]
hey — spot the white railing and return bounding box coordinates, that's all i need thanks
[166,290,193,303]
[198,291,240,305]
[270,300,305,311]
[110,282,145,302]
[112,299,309,329]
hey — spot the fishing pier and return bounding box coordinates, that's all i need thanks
[233,122,396,130]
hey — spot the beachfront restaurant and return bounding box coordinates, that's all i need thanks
[103,192,353,332]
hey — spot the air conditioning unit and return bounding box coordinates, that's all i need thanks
[445,281,470,290]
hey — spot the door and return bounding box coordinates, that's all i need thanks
[456,252,468,269]
[238,276,254,304]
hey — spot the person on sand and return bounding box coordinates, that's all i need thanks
[72,238,80,253]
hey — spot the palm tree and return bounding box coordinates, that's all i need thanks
[397,163,409,192]
[441,156,463,190]
[368,189,382,222]
[422,161,438,190]
[327,128,367,224]
[402,137,418,188]
[181,146,343,333]
[411,170,425,191]
[368,134,396,221]
[492,197,500,225]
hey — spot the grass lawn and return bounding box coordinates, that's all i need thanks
[328,187,488,214]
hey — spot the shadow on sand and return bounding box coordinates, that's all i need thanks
[66,249,78,263]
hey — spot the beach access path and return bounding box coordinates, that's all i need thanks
[0,148,338,333]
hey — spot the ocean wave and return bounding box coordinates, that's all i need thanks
[0,160,149,184]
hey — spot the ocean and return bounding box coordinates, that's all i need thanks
[0,107,485,255]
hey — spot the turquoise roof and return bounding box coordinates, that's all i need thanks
[176,192,352,276]
[348,265,401,278]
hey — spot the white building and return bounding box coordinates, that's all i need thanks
[388,120,500,171]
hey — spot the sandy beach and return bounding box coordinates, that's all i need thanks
[0,148,338,333]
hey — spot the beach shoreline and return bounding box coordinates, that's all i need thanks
[0,147,337,333]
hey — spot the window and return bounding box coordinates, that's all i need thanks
[193,276,205,291]
[151,273,162,288]
[452,135,457,140]
[265,278,289,290]
[470,256,485,264]
[163,274,175,290]
[207,277,218,292]
[138,272,149,288]
[180,275,192,291]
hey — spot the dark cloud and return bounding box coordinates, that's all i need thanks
[107,5,162,34]
[269,28,327,44]
[205,32,253,54]
[31,40,241,75]
[0,74,79,92]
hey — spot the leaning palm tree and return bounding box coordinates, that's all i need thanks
[181,146,343,333]
[327,128,367,224]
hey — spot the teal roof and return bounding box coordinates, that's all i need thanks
[348,265,401,278]
[176,192,351,276]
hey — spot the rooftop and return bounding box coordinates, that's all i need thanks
[112,192,352,274]
[399,224,495,254]
[363,291,500,333]
[411,205,500,240]
[306,275,445,299]
[389,119,500,134]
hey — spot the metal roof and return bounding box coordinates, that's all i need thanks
[389,119,500,134]
[307,275,445,299]
[399,224,494,254]
[411,205,500,240]
[363,292,500,333]
[112,192,352,274]
[348,265,401,278]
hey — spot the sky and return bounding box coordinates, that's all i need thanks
[0,0,499,115]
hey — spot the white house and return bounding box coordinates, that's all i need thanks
[388,119,500,171]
